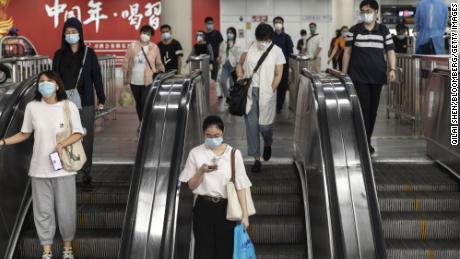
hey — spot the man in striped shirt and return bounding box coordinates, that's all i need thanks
[342,0,397,155]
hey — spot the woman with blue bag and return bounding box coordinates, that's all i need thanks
[179,115,253,259]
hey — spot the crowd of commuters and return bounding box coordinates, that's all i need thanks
[0,0,451,258]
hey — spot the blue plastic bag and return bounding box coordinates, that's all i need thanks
[233,224,256,259]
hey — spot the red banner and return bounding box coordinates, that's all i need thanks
[2,0,162,64]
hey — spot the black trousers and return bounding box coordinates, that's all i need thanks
[79,106,95,182]
[193,197,236,259]
[354,82,383,144]
[130,84,149,121]
[211,60,219,81]
[276,63,290,112]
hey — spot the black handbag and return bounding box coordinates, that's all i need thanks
[228,44,274,116]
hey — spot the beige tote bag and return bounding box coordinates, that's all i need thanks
[226,148,256,221]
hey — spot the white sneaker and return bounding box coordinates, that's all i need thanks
[62,249,74,259]
[42,252,53,259]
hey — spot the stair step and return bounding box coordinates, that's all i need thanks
[251,179,302,195]
[378,191,460,212]
[253,194,303,216]
[382,212,460,239]
[17,229,120,259]
[386,239,460,259]
[76,204,125,230]
[77,186,129,205]
[255,244,307,259]
[251,216,305,244]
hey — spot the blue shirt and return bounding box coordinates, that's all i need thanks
[272,32,294,59]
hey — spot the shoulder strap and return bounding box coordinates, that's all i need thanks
[63,100,72,130]
[231,148,236,183]
[252,43,274,76]
[74,47,88,90]
[306,34,318,44]
[141,46,154,71]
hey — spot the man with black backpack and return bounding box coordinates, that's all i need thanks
[272,16,294,114]
[342,0,396,155]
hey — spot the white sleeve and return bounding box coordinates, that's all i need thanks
[20,103,33,133]
[234,149,252,190]
[179,150,197,183]
[68,102,84,134]
[276,48,286,65]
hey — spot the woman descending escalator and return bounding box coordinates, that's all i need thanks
[0,71,84,259]
[179,115,253,259]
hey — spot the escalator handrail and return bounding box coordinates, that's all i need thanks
[0,77,37,259]
[301,68,344,257]
[159,70,202,259]
[326,68,387,258]
[119,70,178,258]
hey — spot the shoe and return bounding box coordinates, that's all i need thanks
[218,96,223,99]
[263,146,272,161]
[251,160,261,173]
[42,252,53,259]
[62,249,74,259]
[369,145,375,155]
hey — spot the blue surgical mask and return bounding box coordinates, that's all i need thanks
[207,23,214,31]
[162,32,171,41]
[397,34,406,40]
[361,13,374,24]
[227,33,235,40]
[204,137,223,149]
[65,33,80,44]
[38,81,57,97]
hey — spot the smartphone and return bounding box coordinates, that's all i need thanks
[208,165,218,170]
[50,152,63,171]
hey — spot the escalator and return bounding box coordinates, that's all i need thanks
[0,71,178,259]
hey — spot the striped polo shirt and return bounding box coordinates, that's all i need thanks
[345,22,395,85]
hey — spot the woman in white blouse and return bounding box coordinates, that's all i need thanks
[236,23,286,173]
[218,27,240,101]
[179,115,252,259]
[0,70,84,259]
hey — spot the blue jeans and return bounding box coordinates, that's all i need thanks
[244,87,273,157]
[219,61,234,98]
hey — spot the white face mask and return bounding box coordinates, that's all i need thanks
[361,13,374,24]
[274,23,283,31]
[140,33,150,43]
[197,35,204,42]
[257,41,270,50]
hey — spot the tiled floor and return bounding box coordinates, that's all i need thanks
[92,84,428,164]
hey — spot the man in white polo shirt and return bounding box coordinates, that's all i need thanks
[302,22,322,73]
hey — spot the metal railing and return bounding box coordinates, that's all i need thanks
[0,56,51,83]
[386,54,449,134]
[289,54,310,112]
[96,55,117,119]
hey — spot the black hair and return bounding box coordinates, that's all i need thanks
[205,17,214,23]
[34,70,67,101]
[255,23,274,41]
[140,25,154,36]
[300,29,307,36]
[227,27,237,41]
[335,29,341,38]
[396,23,407,32]
[160,24,171,31]
[340,26,349,31]
[309,22,317,27]
[202,115,224,132]
[359,0,379,11]
[273,16,284,24]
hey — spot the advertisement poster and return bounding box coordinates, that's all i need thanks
[0,0,162,64]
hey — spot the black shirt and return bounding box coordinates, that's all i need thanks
[59,49,85,90]
[158,39,183,72]
[392,35,408,53]
[204,30,223,61]
[346,22,395,85]
[272,32,294,59]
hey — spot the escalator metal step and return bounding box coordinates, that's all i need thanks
[253,194,302,216]
[17,229,120,259]
[255,245,307,259]
[251,179,301,195]
[250,216,305,244]
[386,239,460,259]
[77,186,129,205]
[382,212,460,239]
[379,191,460,212]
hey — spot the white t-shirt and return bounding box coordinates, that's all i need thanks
[305,34,322,58]
[21,100,84,178]
[131,46,149,85]
[179,144,252,198]
[244,43,286,88]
